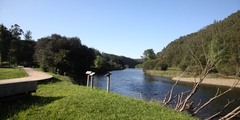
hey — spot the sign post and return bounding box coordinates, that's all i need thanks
[105,73,112,92]
[85,71,92,87]
[90,72,95,89]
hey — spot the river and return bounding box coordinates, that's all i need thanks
[91,68,240,119]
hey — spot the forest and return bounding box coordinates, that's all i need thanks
[140,10,240,76]
[0,24,140,84]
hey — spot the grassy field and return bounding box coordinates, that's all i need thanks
[0,68,28,80]
[0,73,197,120]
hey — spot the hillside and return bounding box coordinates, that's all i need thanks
[156,10,240,75]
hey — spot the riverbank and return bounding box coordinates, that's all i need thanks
[145,69,240,88]
[0,72,196,120]
[172,76,240,88]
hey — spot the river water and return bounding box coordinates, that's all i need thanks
[91,68,240,119]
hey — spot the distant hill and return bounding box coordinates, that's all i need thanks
[156,10,240,75]
[101,52,142,68]
[121,56,142,68]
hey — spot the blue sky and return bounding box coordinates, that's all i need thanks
[0,0,239,58]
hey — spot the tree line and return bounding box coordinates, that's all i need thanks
[139,10,240,76]
[0,24,140,84]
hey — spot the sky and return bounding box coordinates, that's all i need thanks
[0,0,239,59]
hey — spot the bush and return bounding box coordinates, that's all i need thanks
[179,62,188,71]
[160,63,168,70]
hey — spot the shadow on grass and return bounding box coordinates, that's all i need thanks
[38,76,62,85]
[0,95,64,119]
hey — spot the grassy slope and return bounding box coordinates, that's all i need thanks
[0,73,197,120]
[0,68,28,80]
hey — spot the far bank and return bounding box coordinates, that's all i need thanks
[144,69,240,88]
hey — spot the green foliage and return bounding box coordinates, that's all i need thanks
[179,62,188,71]
[142,49,156,62]
[0,73,196,120]
[0,68,28,80]
[94,55,109,71]
[157,10,240,75]
[160,62,168,70]
[143,59,168,71]
[143,59,157,70]
[0,24,35,66]
[135,63,144,68]
[121,57,141,68]
[0,24,12,63]
[34,34,95,77]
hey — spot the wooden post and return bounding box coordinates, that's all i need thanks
[105,73,112,92]
[85,71,92,87]
[57,69,59,75]
[90,72,95,89]
[87,75,90,87]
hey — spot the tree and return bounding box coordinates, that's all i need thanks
[0,24,12,64]
[141,49,156,62]
[24,30,32,40]
[9,24,24,40]
[34,34,95,83]
[94,55,108,70]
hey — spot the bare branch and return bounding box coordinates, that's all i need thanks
[193,80,238,115]
[207,99,235,120]
[139,92,145,101]
[175,90,191,110]
[163,68,189,105]
[220,106,240,120]
[193,99,201,111]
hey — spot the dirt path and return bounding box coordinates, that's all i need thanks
[172,76,240,88]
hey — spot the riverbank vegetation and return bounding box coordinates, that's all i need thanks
[137,10,240,77]
[0,73,196,120]
[0,68,28,80]
[136,10,240,119]
[0,24,140,84]
[144,68,236,79]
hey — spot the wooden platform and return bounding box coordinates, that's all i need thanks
[0,68,53,102]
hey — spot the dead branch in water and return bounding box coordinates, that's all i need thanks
[163,68,189,105]
[220,105,240,120]
[193,80,239,115]
[207,99,236,120]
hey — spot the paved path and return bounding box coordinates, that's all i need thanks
[0,68,53,85]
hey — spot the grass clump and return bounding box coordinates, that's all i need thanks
[0,73,197,120]
[0,68,28,80]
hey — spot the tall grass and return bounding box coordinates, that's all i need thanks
[145,68,182,78]
[0,68,28,80]
[0,73,197,120]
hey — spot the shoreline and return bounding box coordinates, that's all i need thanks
[172,76,240,88]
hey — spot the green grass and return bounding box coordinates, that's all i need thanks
[0,73,197,120]
[0,68,28,80]
[145,67,236,79]
[145,67,183,78]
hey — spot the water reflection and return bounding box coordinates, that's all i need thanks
[92,68,240,119]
